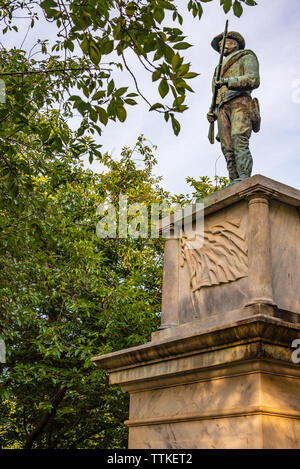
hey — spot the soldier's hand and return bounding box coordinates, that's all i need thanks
[207,112,217,124]
[215,78,229,88]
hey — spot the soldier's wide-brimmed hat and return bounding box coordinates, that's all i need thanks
[211,31,245,52]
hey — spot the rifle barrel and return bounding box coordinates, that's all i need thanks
[208,20,229,144]
[216,20,229,82]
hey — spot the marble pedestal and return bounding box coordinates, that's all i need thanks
[92,175,300,449]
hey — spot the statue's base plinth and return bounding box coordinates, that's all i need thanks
[92,314,300,449]
[92,175,300,448]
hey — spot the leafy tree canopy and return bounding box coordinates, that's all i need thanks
[0,0,244,450]
[0,123,226,448]
[0,0,257,143]
[0,130,166,448]
[0,0,254,214]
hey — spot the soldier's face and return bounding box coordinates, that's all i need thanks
[219,38,239,56]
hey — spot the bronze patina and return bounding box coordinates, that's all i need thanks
[207,26,261,184]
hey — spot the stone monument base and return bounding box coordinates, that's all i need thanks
[92,175,300,448]
[92,313,300,449]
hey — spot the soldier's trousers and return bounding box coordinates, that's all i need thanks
[217,96,253,182]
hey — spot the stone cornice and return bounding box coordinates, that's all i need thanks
[91,315,300,372]
[158,175,300,235]
[238,184,280,201]
[125,405,300,427]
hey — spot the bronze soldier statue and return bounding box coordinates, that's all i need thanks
[207,27,261,184]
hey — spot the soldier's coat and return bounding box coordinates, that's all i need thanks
[210,48,260,183]
[212,49,260,108]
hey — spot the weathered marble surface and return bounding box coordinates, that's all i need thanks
[92,175,300,449]
[178,202,249,323]
[270,200,300,312]
[128,416,300,449]
[158,174,300,337]
[93,316,300,449]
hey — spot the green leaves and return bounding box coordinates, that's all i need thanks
[149,103,165,111]
[183,72,199,79]
[125,2,137,17]
[101,39,114,55]
[221,0,233,13]
[171,114,180,136]
[0,0,249,140]
[115,87,128,97]
[0,0,257,449]
[171,52,183,71]
[89,44,101,66]
[107,79,115,96]
[124,98,137,106]
[158,79,169,98]
[92,90,106,101]
[0,132,169,449]
[116,106,127,122]
[153,7,165,23]
[187,0,204,19]
[221,0,255,15]
[80,37,101,65]
[186,175,229,202]
[173,42,192,50]
[233,0,243,17]
[40,0,58,8]
[97,107,108,125]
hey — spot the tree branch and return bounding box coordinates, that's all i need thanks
[24,386,66,449]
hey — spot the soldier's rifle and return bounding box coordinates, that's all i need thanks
[208,20,229,144]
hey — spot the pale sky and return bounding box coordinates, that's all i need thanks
[90,0,300,195]
[3,0,300,196]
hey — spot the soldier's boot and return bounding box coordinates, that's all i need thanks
[224,151,239,182]
[232,134,253,180]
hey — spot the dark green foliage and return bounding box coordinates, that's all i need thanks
[0,123,227,448]
[0,133,169,449]
[0,0,256,148]
[0,0,249,449]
